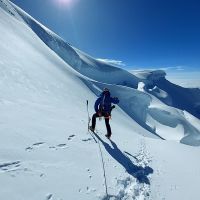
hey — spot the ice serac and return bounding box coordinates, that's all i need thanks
[132,70,166,82]
[132,69,200,120]
[150,71,200,120]
[152,78,200,119]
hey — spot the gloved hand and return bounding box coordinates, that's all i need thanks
[111,105,115,109]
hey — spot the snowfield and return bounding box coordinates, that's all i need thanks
[0,0,200,199]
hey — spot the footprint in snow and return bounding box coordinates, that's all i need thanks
[85,186,96,194]
[0,161,21,172]
[102,176,150,200]
[45,193,63,200]
[86,168,92,179]
[32,142,45,146]
[68,134,75,140]
[25,142,45,151]
[40,173,45,177]
[49,146,56,149]
[46,194,53,200]
[57,143,68,148]
[25,146,33,151]
[78,189,82,193]
[49,143,68,150]
[82,138,93,142]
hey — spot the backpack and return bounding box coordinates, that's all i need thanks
[99,92,111,113]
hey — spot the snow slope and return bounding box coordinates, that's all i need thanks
[10,1,200,146]
[0,0,200,199]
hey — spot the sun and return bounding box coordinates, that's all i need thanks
[58,0,71,5]
[54,0,78,8]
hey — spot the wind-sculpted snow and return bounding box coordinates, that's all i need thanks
[147,107,200,145]
[13,4,140,88]
[1,1,200,200]
[132,70,200,119]
[131,70,166,84]
[150,78,200,119]
[1,0,200,146]
[83,79,200,145]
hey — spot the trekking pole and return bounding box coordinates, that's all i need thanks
[86,100,91,132]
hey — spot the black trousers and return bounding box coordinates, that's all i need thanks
[92,113,112,137]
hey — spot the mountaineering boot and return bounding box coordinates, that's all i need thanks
[89,126,95,133]
[105,134,111,139]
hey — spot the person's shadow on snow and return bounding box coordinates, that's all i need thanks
[94,134,153,185]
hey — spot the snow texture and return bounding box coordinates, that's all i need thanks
[0,0,200,199]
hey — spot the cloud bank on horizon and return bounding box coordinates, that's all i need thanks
[97,58,200,88]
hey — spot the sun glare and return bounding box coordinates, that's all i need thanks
[54,0,78,8]
[58,0,71,5]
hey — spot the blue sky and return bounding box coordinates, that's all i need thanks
[11,0,200,70]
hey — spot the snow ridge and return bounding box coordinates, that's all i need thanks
[8,0,200,145]
[1,1,200,199]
